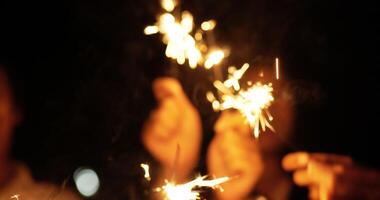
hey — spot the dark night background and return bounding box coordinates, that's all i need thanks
[1,0,379,199]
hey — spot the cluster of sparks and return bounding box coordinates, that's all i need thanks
[145,0,280,139]
[144,0,225,69]
[140,163,151,181]
[10,195,20,200]
[207,63,276,138]
[142,1,281,199]
[141,164,229,200]
[156,176,230,200]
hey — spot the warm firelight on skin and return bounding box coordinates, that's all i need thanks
[144,0,224,69]
[140,163,151,181]
[156,176,230,200]
[207,64,275,138]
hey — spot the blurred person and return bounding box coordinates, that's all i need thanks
[0,65,81,200]
[283,152,380,200]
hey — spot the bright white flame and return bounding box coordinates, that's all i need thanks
[275,58,280,80]
[140,163,151,181]
[161,0,177,12]
[208,64,275,138]
[153,11,202,68]
[156,176,230,200]
[201,20,216,31]
[224,63,249,90]
[144,25,159,35]
[144,1,225,69]
[10,195,20,200]
[204,50,225,69]
[74,168,100,197]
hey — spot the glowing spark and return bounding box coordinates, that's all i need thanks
[10,195,20,200]
[144,1,224,69]
[201,20,216,31]
[259,70,264,77]
[161,0,177,12]
[207,64,275,138]
[204,50,225,69]
[224,63,249,90]
[140,163,151,181]
[275,58,280,80]
[156,176,230,200]
[144,26,159,35]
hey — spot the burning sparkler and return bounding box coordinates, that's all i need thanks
[141,163,151,181]
[146,0,280,138]
[144,0,225,69]
[140,163,229,200]
[10,195,20,200]
[156,176,230,200]
[207,63,275,138]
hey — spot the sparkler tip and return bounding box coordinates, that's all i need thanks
[275,57,280,80]
[161,0,177,12]
[201,20,217,31]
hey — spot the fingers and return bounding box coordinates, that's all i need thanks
[143,98,180,140]
[310,153,353,166]
[282,152,310,171]
[207,129,262,200]
[283,152,352,200]
[284,152,380,200]
[306,160,336,191]
[217,131,260,175]
[293,169,310,186]
[282,152,352,172]
[144,77,190,140]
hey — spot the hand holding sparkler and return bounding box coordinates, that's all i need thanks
[207,111,263,200]
[142,78,202,182]
[283,152,380,200]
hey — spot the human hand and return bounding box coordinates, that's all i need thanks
[207,111,263,200]
[142,78,202,181]
[283,152,380,200]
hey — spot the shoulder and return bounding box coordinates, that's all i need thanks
[0,163,82,200]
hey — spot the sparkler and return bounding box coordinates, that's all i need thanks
[140,163,229,200]
[276,57,280,80]
[145,1,280,139]
[144,0,225,69]
[141,163,151,181]
[207,63,275,138]
[156,176,230,200]
[10,195,20,200]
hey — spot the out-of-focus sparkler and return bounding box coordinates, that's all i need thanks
[144,0,225,69]
[205,50,225,69]
[156,176,230,200]
[146,0,280,138]
[140,163,229,200]
[207,63,275,138]
[161,0,177,12]
[275,57,280,80]
[10,195,20,200]
[141,163,151,181]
